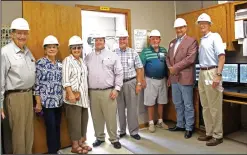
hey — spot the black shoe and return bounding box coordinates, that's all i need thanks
[92,139,105,147]
[184,130,193,139]
[169,126,185,131]
[131,134,141,140]
[119,133,126,138]
[111,141,121,149]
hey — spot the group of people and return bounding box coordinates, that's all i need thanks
[1,11,225,154]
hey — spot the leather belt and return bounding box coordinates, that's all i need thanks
[200,66,218,70]
[123,77,136,83]
[89,86,114,90]
[5,88,32,95]
[146,76,164,80]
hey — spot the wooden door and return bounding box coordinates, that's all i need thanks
[23,1,82,61]
[23,1,82,153]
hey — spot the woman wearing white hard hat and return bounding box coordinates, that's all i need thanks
[62,36,91,154]
[1,18,35,154]
[196,13,225,146]
[34,35,63,154]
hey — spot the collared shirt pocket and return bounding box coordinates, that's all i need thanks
[127,58,134,69]
[103,57,114,70]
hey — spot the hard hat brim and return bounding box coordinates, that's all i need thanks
[196,21,213,25]
[174,24,187,28]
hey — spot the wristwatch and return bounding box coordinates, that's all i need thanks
[137,82,142,86]
[216,73,222,76]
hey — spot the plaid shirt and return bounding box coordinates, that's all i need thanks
[114,47,143,80]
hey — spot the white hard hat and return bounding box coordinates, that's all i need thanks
[116,30,129,37]
[93,31,106,39]
[68,36,83,46]
[43,35,59,47]
[197,13,212,24]
[10,18,30,30]
[174,18,187,28]
[149,29,161,37]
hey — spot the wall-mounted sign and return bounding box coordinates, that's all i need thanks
[100,6,110,11]
[134,29,149,53]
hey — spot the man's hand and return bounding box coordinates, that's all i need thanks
[110,89,119,100]
[35,103,42,113]
[169,67,176,75]
[135,85,142,94]
[68,93,76,103]
[1,108,5,119]
[141,79,147,89]
[212,75,222,89]
[167,77,171,87]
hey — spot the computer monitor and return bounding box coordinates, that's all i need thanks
[240,64,247,83]
[222,64,238,83]
[195,64,200,81]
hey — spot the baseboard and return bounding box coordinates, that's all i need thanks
[139,122,149,129]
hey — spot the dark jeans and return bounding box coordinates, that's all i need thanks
[43,107,62,154]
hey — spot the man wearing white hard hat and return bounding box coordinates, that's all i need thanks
[85,31,123,149]
[166,18,198,139]
[140,29,169,133]
[1,18,35,153]
[62,36,91,154]
[34,35,63,154]
[113,29,143,140]
[196,13,225,146]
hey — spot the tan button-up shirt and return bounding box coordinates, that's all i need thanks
[85,48,123,91]
[1,41,36,107]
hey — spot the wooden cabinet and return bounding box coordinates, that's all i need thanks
[176,2,247,52]
[228,1,247,42]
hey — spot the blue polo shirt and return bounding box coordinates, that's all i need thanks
[140,46,168,79]
[199,32,225,67]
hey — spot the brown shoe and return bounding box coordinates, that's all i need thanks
[206,138,223,146]
[198,135,212,141]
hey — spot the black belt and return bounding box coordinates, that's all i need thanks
[146,76,164,80]
[123,77,136,83]
[89,86,114,90]
[5,88,32,95]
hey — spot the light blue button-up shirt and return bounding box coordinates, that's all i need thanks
[198,32,225,67]
[174,34,186,56]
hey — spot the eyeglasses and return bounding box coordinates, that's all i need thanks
[71,46,82,50]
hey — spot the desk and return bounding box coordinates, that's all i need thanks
[163,86,247,130]
[224,87,247,104]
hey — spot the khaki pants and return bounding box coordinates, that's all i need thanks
[89,89,118,142]
[5,91,34,154]
[65,104,88,141]
[198,68,223,139]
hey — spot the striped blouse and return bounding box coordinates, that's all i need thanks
[62,55,89,108]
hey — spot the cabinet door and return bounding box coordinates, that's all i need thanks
[177,5,228,45]
[204,5,228,44]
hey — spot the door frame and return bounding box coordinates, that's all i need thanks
[75,4,132,47]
